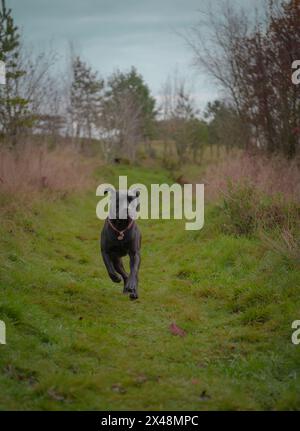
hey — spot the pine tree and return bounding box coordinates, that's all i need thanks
[69,56,104,141]
[172,84,196,164]
[0,0,30,142]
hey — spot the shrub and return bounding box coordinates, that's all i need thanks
[260,229,300,265]
[222,180,300,238]
[222,181,258,236]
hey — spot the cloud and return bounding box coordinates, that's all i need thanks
[7,0,264,107]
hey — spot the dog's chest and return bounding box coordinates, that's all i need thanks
[107,237,130,256]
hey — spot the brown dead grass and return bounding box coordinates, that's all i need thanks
[202,152,300,203]
[0,144,97,195]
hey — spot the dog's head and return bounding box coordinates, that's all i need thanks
[104,188,140,220]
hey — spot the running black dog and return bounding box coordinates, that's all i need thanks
[100,189,141,300]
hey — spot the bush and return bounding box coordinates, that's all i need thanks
[260,229,300,265]
[222,180,300,238]
[222,181,258,235]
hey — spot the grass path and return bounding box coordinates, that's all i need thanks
[0,165,300,410]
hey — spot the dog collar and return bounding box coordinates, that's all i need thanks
[107,217,135,240]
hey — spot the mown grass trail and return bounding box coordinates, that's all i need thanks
[0,165,300,410]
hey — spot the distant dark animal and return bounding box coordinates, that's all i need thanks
[113,157,130,165]
[100,189,141,300]
[175,175,190,186]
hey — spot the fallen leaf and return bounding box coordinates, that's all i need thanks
[169,322,186,337]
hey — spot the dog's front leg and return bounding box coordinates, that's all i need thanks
[126,252,140,299]
[101,250,122,283]
[112,257,129,293]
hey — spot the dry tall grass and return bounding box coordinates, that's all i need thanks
[203,152,300,203]
[0,144,95,195]
[201,151,300,263]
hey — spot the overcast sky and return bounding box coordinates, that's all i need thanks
[8,0,263,111]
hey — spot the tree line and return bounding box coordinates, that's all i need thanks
[0,0,222,166]
[1,0,299,164]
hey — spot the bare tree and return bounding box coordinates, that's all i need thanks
[186,0,300,157]
[159,72,200,165]
[20,46,64,142]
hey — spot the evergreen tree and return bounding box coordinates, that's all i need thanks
[69,56,104,140]
[172,84,197,164]
[106,67,156,141]
[0,0,31,142]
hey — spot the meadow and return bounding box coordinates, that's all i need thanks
[0,159,300,411]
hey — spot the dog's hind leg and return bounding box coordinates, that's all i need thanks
[113,257,129,293]
[101,251,122,283]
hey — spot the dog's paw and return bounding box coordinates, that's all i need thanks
[125,278,134,292]
[125,277,138,299]
[129,291,138,300]
[109,272,122,283]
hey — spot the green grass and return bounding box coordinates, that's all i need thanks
[0,164,300,410]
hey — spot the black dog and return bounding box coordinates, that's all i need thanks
[100,189,141,300]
